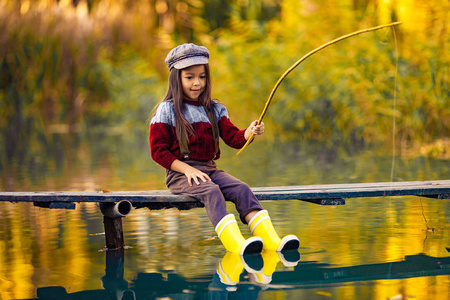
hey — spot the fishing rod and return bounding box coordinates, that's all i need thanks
[237,21,402,155]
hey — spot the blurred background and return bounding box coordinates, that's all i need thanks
[0,0,448,191]
[0,1,449,299]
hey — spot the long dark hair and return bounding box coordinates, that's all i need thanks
[161,63,218,146]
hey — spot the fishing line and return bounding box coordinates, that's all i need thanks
[387,26,433,245]
[419,196,430,230]
[419,195,435,251]
[390,26,399,182]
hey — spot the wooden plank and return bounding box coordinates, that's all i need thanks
[0,180,449,209]
[252,180,450,193]
[251,180,450,200]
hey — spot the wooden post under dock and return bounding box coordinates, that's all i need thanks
[1,180,449,249]
[98,201,133,249]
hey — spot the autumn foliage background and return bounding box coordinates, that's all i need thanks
[0,0,449,166]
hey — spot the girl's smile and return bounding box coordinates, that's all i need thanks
[181,64,206,101]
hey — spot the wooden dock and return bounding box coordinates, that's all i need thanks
[1,180,448,249]
[0,180,449,209]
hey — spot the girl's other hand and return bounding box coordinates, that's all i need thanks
[245,120,265,140]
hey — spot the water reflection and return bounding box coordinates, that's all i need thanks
[25,249,450,300]
[1,131,449,299]
[1,193,450,299]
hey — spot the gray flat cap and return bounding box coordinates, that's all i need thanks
[165,43,210,71]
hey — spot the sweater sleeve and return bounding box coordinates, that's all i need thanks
[149,102,178,170]
[215,103,247,149]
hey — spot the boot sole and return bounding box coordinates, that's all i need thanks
[279,236,300,252]
[243,240,263,255]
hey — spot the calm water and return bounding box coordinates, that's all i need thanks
[0,132,449,299]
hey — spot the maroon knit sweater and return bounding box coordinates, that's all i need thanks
[149,99,247,170]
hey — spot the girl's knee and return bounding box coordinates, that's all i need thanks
[228,182,253,200]
[200,181,222,194]
[192,181,224,200]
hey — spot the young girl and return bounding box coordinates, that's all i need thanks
[149,43,299,255]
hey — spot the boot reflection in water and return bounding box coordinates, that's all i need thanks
[216,252,264,286]
[248,210,300,252]
[250,250,300,285]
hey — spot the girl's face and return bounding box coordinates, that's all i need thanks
[181,64,206,101]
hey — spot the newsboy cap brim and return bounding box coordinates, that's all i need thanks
[165,43,210,71]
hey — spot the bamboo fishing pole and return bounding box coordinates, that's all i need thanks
[237,21,402,155]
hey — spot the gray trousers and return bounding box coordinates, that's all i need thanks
[165,160,263,227]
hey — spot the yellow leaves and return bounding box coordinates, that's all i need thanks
[1,0,449,152]
[20,0,30,15]
[155,0,168,14]
[418,138,450,159]
[316,291,333,297]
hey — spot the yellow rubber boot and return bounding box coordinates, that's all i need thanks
[216,214,263,255]
[248,210,300,252]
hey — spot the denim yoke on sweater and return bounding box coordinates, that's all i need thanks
[149,99,247,170]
